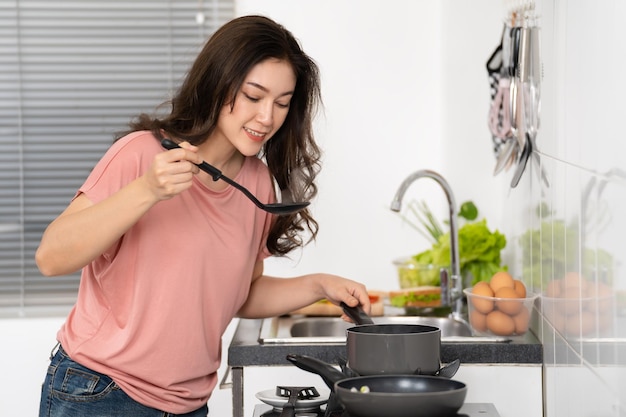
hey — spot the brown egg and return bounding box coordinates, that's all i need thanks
[545,279,562,297]
[486,310,516,336]
[469,309,487,332]
[561,286,583,314]
[495,287,523,315]
[585,282,614,314]
[489,271,515,293]
[513,280,527,298]
[562,272,587,291]
[471,282,495,314]
[512,306,530,334]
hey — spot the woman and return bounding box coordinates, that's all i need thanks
[36,15,370,417]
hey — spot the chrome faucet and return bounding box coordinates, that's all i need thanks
[390,170,464,321]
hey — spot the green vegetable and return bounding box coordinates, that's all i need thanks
[390,292,441,307]
[459,201,478,221]
[397,200,507,286]
[400,200,446,243]
[414,219,507,285]
[520,218,613,287]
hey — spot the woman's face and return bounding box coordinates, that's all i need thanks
[216,58,296,157]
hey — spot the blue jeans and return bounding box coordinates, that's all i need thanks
[39,344,209,417]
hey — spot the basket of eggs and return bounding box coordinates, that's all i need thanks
[463,271,538,337]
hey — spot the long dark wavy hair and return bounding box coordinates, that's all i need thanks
[121,15,322,256]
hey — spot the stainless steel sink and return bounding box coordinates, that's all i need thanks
[258,315,509,344]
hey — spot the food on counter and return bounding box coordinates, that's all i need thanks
[389,286,441,308]
[494,287,524,315]
[469,309,488,332]
[485,310,516,336]
[394,258,445,288]
[519,218,615,288]
[291,291,386,316]
[465,272,535,337]
[469,281,494,313]
[489,271,514,292]
[512,305,530,334]
[396,200,508,287]
[513,279,527,297]
[542,274,614,337]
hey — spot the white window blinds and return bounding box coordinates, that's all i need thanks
[0,0,234,314]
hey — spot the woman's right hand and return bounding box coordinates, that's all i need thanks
[144,141,202,201]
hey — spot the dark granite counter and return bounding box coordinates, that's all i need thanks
[228,318,542,366]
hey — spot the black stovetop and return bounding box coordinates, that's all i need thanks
[252,403,501,417]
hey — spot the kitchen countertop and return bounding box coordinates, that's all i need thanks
[227,318,543,368]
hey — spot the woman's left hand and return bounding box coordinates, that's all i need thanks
[317,274,371,321]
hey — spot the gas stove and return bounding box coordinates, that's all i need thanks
[252,402,501,417]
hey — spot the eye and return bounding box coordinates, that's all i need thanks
[243,92,260,103]
[275,101,290,109]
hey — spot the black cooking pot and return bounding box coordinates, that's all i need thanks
[286,354,467,417]
[347,323,441,375]
[342,303,444,376]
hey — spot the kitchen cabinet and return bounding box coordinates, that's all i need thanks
[227,319,543,417]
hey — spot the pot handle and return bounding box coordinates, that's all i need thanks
[340,302,374,325]
[436,358,461,378]
[286,354,346,391]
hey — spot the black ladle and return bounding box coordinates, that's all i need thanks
[161,139,309,215]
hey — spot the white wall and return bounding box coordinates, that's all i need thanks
[236,0,506,291]
[3,2,507,416]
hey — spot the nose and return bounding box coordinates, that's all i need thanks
[256,101,273,125]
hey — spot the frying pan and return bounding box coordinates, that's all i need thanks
[286,354,467,417]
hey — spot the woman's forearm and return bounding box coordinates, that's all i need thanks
[237,275,323,318]
[237,273,370,319]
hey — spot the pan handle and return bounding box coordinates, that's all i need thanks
[286,354,346,391]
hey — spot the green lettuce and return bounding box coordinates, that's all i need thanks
[413,219,507,286]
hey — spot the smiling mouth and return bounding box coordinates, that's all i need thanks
[244,127,266,138]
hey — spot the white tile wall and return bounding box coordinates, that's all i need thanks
[500,1,626,416]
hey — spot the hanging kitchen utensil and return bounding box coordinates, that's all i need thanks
[286,354,467,417]
[486,26,509,157]
[494,137,518,175]
[512,26,529,150]
[510,132,532,188]
[161,139,309,215]
[489,77,513,142]
[525,25,550,188]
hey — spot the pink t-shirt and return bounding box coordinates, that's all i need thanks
[57,131,274,413]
